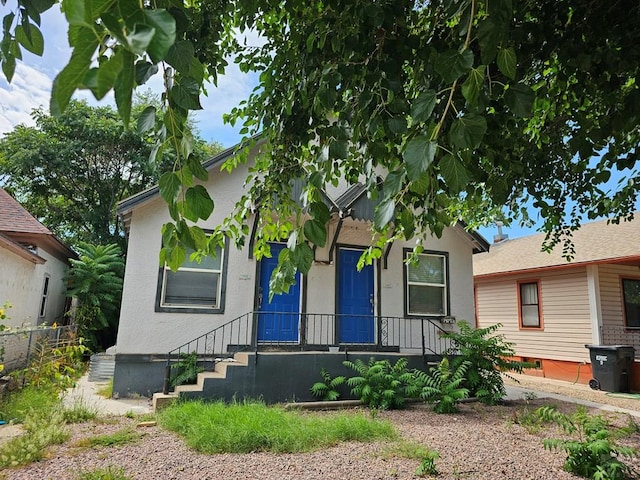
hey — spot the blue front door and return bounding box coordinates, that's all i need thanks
[338,248,374,343]
[257,243,301,342]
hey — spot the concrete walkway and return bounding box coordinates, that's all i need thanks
[61,375,153,416]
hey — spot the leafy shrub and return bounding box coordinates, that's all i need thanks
[343,357,420,410]
[417,358,470,413]
[538,406,639,479]
[310,368,346,401]
[0,409,69,468]
[170,352,203,387]
[443,321,531,405]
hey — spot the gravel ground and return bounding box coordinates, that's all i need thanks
[3,396,640,480]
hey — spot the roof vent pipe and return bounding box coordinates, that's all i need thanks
[493,221,509,243]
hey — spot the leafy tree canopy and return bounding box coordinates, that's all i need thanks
[1,0,638,291]
[0,99,222,248]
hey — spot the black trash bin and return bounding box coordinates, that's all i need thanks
[585,344,635,393]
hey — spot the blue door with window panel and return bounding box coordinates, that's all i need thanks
[338,249,374,343]
[257,243,301,342]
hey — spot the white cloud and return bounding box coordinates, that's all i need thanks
[0,64,52,136]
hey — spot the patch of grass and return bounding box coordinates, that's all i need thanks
[158,400,396,453]
[0,409,69,468]
[380,440,436,460]
[75,466,132,480]
[63,397,98,424]
[96,379,113,399]
[0,385,60,423]
[74,428,143,448]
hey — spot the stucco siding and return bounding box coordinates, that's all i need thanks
[116,161,257,355]
[476,268,592,362]
[0,247,69,328]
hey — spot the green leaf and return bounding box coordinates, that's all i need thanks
[126,23,155,54]
[383,170,405,199]
[143,9,176,63]
[403,136,437,181]
[440,154,472,193]
[374,197,395,230]
[91,51,122,100]
[114,49,134,126]
[434,49,473,83]
[290,242,314,275]
[477,18,505,64]
[159,172,181,203]
[410,90,437,123]
[185,185,214,221]
[309,201,331,224]
[62,0,90,26]
[399,209,415,238]
[166,244,186,270]
[137,105,156,134]
[497,47,516,80]
[461,65,486,106]
[169,76,203,110]
[303,219,327,247]
[449,114,487,150]
[14,24,44,55]
[135,61,158,85]
[387,116,408,134]
[2,54,15,82]
[504,83,535,117]
[186,155,209,182]
[51,27,98,116]
[329,139,348,159]
[166,40,195,74]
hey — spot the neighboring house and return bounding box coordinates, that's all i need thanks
[474,217,640,390]
[113,145,489,401]
[0,188,76,328]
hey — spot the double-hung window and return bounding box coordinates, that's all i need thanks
[405,251,448,316]
[157,244,226,313]
[622,278,640,328]
[518,281,542,328]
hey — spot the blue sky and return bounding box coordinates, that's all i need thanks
[1,4,635,243]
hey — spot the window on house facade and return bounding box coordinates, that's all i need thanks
[622,278,640,328]
[405,251,448,316]
[518,281,541,328]
[38,274,50,318]
[156,244,227,313]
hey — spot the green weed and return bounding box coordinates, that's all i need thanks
[74,428,143,448]
[75,466,133,480]
[380,440,437,460]
[96,379,113,399]
[63,397,98,423]
[158,399,396,453]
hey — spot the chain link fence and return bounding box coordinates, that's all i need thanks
[0,325,78,376]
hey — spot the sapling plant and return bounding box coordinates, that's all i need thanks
[310,368,346,401]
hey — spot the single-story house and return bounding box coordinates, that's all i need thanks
[474,217,640,390]
[113,144,489,402]
[0,188,76,328]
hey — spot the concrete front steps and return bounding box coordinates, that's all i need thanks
[152,352,249,411]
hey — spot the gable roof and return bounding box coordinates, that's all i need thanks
[116,141,489,253]
[0,188,76,263]
[0,188,52,235]
[473,216,640,278]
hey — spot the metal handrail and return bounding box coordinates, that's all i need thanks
[162,311,452,393]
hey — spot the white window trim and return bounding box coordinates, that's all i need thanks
[160,247,225,309]
[405,252,448,317]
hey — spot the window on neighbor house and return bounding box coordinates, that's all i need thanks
[518,281,541,328]
[405,251,448,316]
[622,278,640,328]
[38,274,50,318]
[157,243,227,313]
